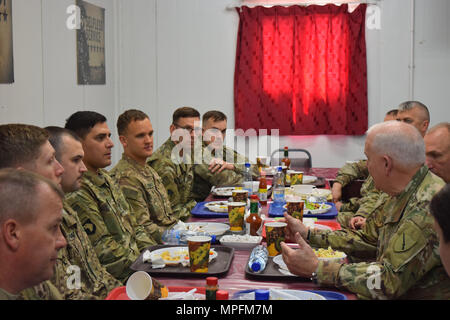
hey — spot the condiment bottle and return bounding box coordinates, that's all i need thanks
[216,290,229,300]
[258,171,268,206]
[281,147,291,170]
[246,195,262,236]
[205,277,218,300]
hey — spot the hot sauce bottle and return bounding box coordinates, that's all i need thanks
[246,195,262,236]
[258,172,268,206]
[281,147,291,170]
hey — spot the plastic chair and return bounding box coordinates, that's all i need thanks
[270,148,312,170]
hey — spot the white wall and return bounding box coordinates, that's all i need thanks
[0,0,121,165]
[1,0,449,168]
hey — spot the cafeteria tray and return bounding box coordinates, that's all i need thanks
[268,202,338,219]
[130,245,235,278]
[191,202,229,218]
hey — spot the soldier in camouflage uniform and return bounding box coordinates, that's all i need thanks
[110,110,177,243]
[0,169,66,301]
[333,160,390,229]
[65,112,155,282]
[281,121,450,299]
[192,111,259,201]
[148,107,202,221]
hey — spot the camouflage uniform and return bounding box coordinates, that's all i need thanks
[0,288,19,300]
[19,204,122,300]
[110,154,178,242]
[309,166,450,299]
[148,138,197,221]
[19,281,63,300]
[65,170,143,282]
[335,160,390,228]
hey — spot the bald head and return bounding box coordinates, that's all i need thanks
[365,121,425,195]
[425,123,450,183]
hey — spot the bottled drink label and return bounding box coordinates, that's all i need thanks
[259,189,267,201]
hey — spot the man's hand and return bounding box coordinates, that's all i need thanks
[335,201,343,211]
[349,216,366,230]
[208,158,234,173]
[280,212,309,241]
[331,182,343,203]
[280,232,319,278]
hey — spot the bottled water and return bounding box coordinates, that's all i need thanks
[243,162,253,195]
[248,245,268,273]
[162,230,216,245]
[272,166,285,205]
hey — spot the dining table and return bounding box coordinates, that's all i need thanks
[149,168,357,300]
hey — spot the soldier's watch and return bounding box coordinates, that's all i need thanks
[310,271,318,284]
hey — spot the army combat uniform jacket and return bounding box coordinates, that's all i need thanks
[20,204,122,300]
[111,154,178,243]
[65,170,144,282]
[310,166,450,299]
[335,160,389,228]
[148,138,197,221]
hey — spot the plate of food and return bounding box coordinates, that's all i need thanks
[313,247,347,262]
[283,202,332,215]
[219,234,262,250]
[144,247,218,266]
[302,175,318,184]
[204,201,229,213]
[183,222,230,236]
[211,187,238,197]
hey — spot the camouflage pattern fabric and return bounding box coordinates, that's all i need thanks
[19,281,63,300]
[20,204,123,300]
[0,288,19,300]
[147,138,196,221]
[310,166,450,299]
[65,170,143,282]
[110,154,178,242]
[334,160,369,187]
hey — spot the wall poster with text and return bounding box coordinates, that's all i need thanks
[76,0,105,85]
[0,0,14,84]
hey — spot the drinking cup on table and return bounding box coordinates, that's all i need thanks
[126,271,155,300]
[286,198,305,221]
[265,222,287,257]
[227,202,246,232]
[187,236,212,273]
[289,171,304,185]
[232,189,249,203]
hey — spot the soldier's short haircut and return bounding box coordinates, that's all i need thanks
[65,111,107,139]
[117,109,149,136]
[368,121,426,169]
[0,124,49,169]
[386,109,398,117]
[430,184,450,243]
[427,122,450,136]
[398,101,430,122]
[0,168,64,225]
[203,111,227,126]
[172,107,200,125]
[45,126,82,162]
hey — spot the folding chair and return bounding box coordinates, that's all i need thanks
[270,148,312,171]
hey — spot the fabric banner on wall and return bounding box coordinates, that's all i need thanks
[234,4,368,136]
[0,0,14,84]
[76,0,105,85]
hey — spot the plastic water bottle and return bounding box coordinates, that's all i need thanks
[161,229,181,245]
[248,245,269,273]
[243,163,253,195]
[273,166,285,205]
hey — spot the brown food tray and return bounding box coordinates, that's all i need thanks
[130,245,234,278]
[245,255,310,282]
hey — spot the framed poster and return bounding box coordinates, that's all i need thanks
[76,0,105,85]
[0,0,14,84]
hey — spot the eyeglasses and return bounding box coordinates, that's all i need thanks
[173,123,203,134]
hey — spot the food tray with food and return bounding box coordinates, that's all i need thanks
[191,201,229,218]
[268,201,338,219]
[130,245,235,278]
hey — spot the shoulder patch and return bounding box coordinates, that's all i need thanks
[83,219,97,236]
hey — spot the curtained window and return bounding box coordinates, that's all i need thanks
[234,4,368,135]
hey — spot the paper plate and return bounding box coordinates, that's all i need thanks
[183,222,230,236]
[211,187,238,197]
[204,201,229,213]
[219,235,262,250]
[146,247,217,265]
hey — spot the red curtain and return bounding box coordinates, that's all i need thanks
[234,4,368,135]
